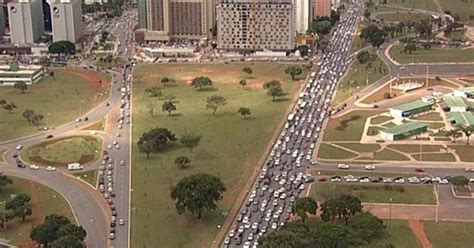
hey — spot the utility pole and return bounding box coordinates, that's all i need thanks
[426,65,429,88]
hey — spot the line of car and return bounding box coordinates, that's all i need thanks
[224,1,367,247]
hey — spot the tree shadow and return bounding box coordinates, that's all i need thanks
[273,98,289,102]
[197,87,218,92]
[169,113,182,117]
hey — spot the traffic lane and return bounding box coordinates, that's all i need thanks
[0,167,109,247]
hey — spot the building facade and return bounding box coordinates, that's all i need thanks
[217,0,295,51]
[48,0,83,43]
[0,64,45,86]
[8,0,45,44]
[143,0,214,41]
[295,0,310,34]
[313,0,330,18]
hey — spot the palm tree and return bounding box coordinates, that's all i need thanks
[461,126,472,145]
[446,128,462,143]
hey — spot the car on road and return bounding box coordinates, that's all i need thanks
[46,166,56,171]
[46,134,54,139]
[465,167,474,172]
[30,164,39,170]
[109,232,115,240]
[12,154,18,158]
[365,165,376,170]
[337,163,349,169]
[415,168,425,172]
[15,145,23,150]
[119,218,125,225]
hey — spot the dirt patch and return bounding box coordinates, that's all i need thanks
[201,69,214,73]
[408,219,433,248]
[28,154,96,167]
[181,76,194,85]
[54,67,109,89]
[36,135,98,148]
[247,80,264,89]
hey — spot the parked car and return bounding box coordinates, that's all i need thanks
[337,163,349,169]
[46,166,56,171]
[415,168,425,172]
[365,165,376,170]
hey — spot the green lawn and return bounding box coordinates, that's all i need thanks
[316,143,358,160]
[383,0,438,12]
[334,49,389,105]
[21,136,102,167]
[411,112,443,121]
[312,183,436,204]
[423,221,474,248]
[0,176,74,245]
[374,149,410,161]
[388,144,444,153]
[370,115,393,125]
[334,143,381,153]
[363,220,422,248]
[376,12,433,22]
[131,62,308,248]
[310,169,425,178]
[367,126,383,136]
[350,21,369,53]
[0,69,110,142]
[449,145,474,162]
[411,153,456,161]
[323,110,383,141]
[71,169,97,187]
[389,45,474,64]
[438,0,474,24]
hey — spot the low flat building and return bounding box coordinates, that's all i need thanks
[447,112,474,128]
[389,100,433,118]
[0,64,45,86]
[443,95,468,112]
[142,47,195,58]
[453,86,474,98]
[379,122,428,141]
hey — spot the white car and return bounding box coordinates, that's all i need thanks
[120,160,126,166]
[338,164,349,169]
[46,166,56,171]
[439,179,449,184]
[15,144,23,150]
[365,165,376,170]
[395,178,405,184]
[359,178,370,183]
[119,219,125,225]
[30,164,39,170]
[465,168,474,172]
[271,222,278,229]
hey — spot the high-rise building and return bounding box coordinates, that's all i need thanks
[8,0,44,44]
[313,0,330,18]
[137,0,147,29]
[295,0,310,34]
[217,0,295,51]
[48,0,83,42]
[142,0,214,41]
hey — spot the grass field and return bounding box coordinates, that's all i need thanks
[388,144,445,153]
[312,183,436,204]
[374,149,410,161]
[350,21,369,53]
[0,69,110,142]
[323,110,383,141]
[377,12,433,22]
[411,153,456,161]
[437,0,474,24]
[383,0,437,12]
[0,176,74,245]
[389,45,474,64]
[365,220,422,248]
[423,221,474,248]
[370,115,393,125]
[411,112,443,121]
[71,169,97,187]
[334,143,381,153]
[21,135,102,167]
[333,49,389,105]
[131,62,308,248]
[367,126,383,136]
[449,145,474,162]
[316,143,358,160]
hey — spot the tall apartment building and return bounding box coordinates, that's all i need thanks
[295,0,310,34]
[8,0,44,44]
[313,0,330,18]
[48,0,83,42]
[217,0,295,51]
[142,0,214,41]
[138,0,147,28]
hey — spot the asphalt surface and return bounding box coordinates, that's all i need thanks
[0,10,137,247]
[223,1,368,247]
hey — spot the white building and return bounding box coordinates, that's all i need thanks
[331,0,340,8]
[0,64,45,86]
[8,0,45,44]
[48,0,83,42]
[295,0,310,34]
[84,0,108,4]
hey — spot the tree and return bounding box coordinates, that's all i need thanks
[447,129,462,143]
[404,43,417,54]
[461,126,472,145]
[348,212,385,240]
[237,107,251,118]
[161,101,177,116]
[14,82,28,94]
[206,95,227,115]
[191,76,214,90]
[161,77,173,85]
[312,20,333,35]
[239,79,247,89]
[285,65,303,81]
[259,229,312,248]
[0,209,15,230]
[314,223,361,247]
[360,24,387,48]
[6,193,32,221]
[51,235,83,248]
[31,114,45,129]
[56,223,86,241]
[451,176,469,188]
[337,195,363,225]
[3,103,17,113]
[294,197,318,222]
[22,109,35,125]
[0,174,13,192]
[30,214,71,247]
[146,102,156,117]
[48,40,76,55]
[145,86,162,98]
[179,134,201,152]
[242,67,253,76]
[268,85,284,101]
[0,99,6,106]
[357,51,372,64]
[137,128,177,158]
[174,156,191,169]
[263,80,282,90]
[171,173,226,218]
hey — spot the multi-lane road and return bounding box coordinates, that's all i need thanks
[0,10,136,248]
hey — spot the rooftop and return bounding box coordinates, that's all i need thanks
[444,95,467,108]
[381,122,428,135]
[390,100,433,112]
[447,112,474,127]
[456,86,474,94]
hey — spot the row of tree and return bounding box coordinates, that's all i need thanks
[30,214,87,248]
[0,175,33,230]
[22,109,45,129]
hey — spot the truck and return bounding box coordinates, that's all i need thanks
[68,162,83,171]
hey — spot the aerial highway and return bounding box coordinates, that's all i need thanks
[223,0,369,246]
[0,10,136,248]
